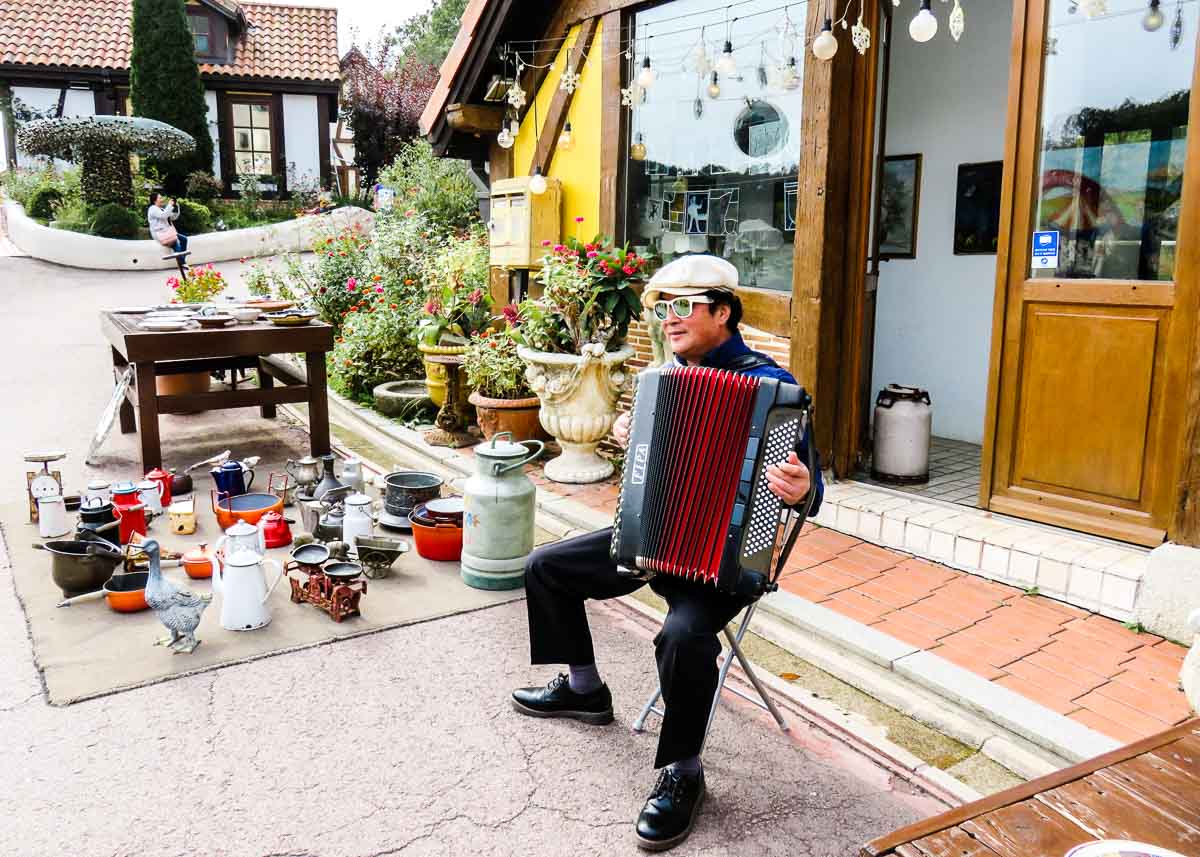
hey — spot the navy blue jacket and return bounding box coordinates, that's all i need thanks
[674,331,823,515]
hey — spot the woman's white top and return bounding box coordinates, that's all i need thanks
[146,202,178,239]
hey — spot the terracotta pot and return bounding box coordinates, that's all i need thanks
[156,370,211,413]
[417,342,469,408]
[518,344,635,484]
[467,392,548,442]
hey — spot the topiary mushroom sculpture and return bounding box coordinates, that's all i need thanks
[17,116,196,208]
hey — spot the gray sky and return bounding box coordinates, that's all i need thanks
[267,0,437,54]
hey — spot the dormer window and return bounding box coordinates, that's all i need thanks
[189,14,211,55]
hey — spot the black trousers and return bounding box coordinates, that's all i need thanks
[524,527,750,769]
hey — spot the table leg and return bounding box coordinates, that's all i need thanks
[258,357,276,419]
[135,362,162,470]
[305,351,331,456]
[113,347,136,434]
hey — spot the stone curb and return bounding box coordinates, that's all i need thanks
[306,382,1115,770]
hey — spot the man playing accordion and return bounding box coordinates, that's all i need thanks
[512,255,823,851]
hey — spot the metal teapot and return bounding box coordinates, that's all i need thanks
[313,486,352,543]
[461,432,543,590]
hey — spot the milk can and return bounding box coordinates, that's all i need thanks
[872,384,932,484]
[461,432,544,591]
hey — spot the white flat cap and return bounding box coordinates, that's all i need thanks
[641,254,739,308]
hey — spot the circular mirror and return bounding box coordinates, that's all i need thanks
[733,100,787,158]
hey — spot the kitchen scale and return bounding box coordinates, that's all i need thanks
[25,451,66,523]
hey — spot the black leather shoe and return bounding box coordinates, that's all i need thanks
[511,673,614,725]
[635,766,705,851]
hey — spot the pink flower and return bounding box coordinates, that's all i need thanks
[347,277,358,288]
[374,286,384,293]
[552,244,565,253]
[501,304,521,326]
[586,250,598,258]
[425,300,442,315]
[574,216,585,223]
[541,239,552,247]
[622,265,636,275]
[467,288,484,305]
[405,209,417,217]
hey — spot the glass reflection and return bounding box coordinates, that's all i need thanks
[1035,0,1194,280]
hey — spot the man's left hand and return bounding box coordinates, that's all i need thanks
[766,451,811,506]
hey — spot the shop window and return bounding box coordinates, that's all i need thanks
[624,0,805,292]
[230,100,273,177]
[1033,0,1192,281]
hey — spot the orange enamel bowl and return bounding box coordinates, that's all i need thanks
[409,512,463,562]
[103,572,149,613]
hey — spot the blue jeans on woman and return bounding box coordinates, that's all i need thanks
[173,233,189,253]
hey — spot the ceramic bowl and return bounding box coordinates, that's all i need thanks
[196,314,235,329]
[229,306,260,324]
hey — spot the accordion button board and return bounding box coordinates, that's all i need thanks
[611,365,810,598]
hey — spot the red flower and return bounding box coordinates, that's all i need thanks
[372,274,382,282]
[501,304,521,326]
[390,303,398,309]
[319,286,327,294]
[622,265,636,275]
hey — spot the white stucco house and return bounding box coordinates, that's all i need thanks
[0,0,339,194]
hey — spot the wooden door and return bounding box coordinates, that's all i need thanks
[983,0,1200,546]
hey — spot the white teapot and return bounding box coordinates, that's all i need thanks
[218,547,284,631]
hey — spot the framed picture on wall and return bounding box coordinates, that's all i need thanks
[953,160,1003,254]
[879,154,922,259]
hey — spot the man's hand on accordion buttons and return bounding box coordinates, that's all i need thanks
[766,451,811,506]
[612,411,631,449]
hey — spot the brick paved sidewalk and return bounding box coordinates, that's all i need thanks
[463,441,1192,748]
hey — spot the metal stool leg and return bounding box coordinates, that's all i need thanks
[631,601,788,746]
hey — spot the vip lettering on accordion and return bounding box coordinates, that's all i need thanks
[611,366,811,598]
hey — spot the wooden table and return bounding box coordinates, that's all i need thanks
[101,311,334,470]
[863,718,1200,857]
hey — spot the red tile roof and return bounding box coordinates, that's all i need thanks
[0,0,340,84]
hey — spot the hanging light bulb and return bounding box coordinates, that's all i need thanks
[706,71,721,99]
[497,113,515,149]
[558,120,573,150]
[716,40,737,75]
[910,0,939,42]
[813,18,839,60]
[1143,0,1165,30]
[529,167,547,195]
[782,56,801,89]
[637,55,657,89]
[630,133,647,161]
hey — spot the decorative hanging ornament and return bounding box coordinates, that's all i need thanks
[1079,0,1107,18]
[852,13,873,54]
[782,56,801,89]
[621,85,639,108]
[1170,0,1184,48]
[630,133,647,161]
[694,96,704,119]
[949,0,966,40]
[559,65,581,94]
[507,82,526,109]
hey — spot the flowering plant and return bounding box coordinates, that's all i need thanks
[462,320,534,399]
[416,228,493,346]
[515,226,648,354]
[168,263,226,304]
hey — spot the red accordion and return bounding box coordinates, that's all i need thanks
[611,365,812,598]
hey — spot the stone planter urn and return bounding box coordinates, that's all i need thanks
[518,343,635,483]
[467,392,548,442]
[418,341,469,408]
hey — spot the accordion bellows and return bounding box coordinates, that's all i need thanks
[611,366,810,597]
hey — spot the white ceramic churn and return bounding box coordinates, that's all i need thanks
[871,384,932,484]
[461,432,544,590]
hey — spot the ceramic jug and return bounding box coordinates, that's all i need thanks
[137,479,165,515]
[37,495,69,539]
[460,432,544,590]
[218,548,284,631]
[144,467,174,507]
[211,460,253,497]
[342,493,374,547]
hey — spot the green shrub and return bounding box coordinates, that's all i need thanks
[51,198,95,233]
[185,170,223,202]
[378,139,479,240]
[331,298,424,399]
[174,199,211,234]
[92,203,140,239]
[1,168,48,206]
[28,186,63,219]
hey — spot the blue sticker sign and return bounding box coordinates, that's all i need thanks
[1032,230,1059,271]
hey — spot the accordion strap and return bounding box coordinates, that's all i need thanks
[769,407,819,590]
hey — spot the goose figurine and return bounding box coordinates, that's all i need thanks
[143,539,212,654]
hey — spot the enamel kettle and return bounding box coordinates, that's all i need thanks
[211,460,254,497]
[218,547,284,631]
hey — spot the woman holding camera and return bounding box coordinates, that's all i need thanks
[147,192,187,255]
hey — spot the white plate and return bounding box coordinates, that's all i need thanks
[146,312,196,320]
[1066,842,1187,857]
[138,320,193,332]
[112,306,153,314]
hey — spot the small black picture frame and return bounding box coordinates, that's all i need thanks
[879,154,922,260]
[953,160,1003,255]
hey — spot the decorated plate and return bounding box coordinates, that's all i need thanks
[245,299,294,312]
[1065,842,1188,857]
[265,309,318,327]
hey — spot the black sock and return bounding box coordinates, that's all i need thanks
[568,663,602,694]
[668,755,701,776]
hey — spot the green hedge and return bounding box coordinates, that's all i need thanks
[93,204,140,239]
[27,186,63,220]
[174,199,211,234]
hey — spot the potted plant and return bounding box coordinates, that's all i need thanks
[160,264,227,400]
[514,229,648,483]
[464,319,546,442]
[416,229,492,407]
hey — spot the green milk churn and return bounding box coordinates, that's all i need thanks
[461,432,544,590]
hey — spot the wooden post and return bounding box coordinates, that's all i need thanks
[790,2,860,464]
[599,10,626,238]
[530,17,599,176]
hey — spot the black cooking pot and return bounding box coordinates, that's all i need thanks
[34,539,123,598]
[384,471,443,518]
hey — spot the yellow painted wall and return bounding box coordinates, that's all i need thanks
[512,21,603,239]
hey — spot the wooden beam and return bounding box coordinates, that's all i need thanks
[565,0,637,26]
[530,16,599,176]
[598,9,625,237]
[445,102,506,134]
[790,1,858,464]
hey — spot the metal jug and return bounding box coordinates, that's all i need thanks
[211,460,254,497]
[341,493,374,548]
[286,456,322,494]
[37,495,69,539]
[311,454,344,500]
[461,432,543,590]
[218,548,284,631]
